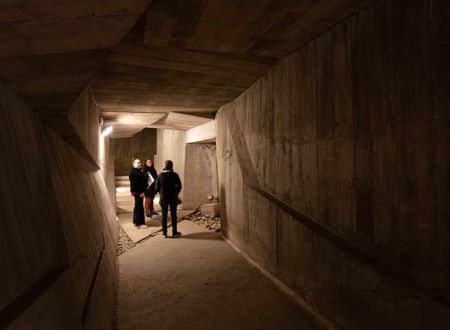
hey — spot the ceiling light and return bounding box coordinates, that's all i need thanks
[101,126,113,137]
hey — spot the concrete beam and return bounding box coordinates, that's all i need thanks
[185,120,216,144]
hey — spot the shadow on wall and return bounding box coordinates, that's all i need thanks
[114,128,157,176]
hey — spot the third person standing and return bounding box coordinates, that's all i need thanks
[155,160,182,238]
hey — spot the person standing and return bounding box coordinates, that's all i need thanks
[155,160,182,238]
[129,158,148,229]
[143,159,158,217]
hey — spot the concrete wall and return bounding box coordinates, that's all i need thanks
[68,88,101,164]
[154,129,219,210]
[100,137,117,211]
[0,82,118,329]
[183,144,219,209]
[70,88,116,210]
[114,128,157,176]
[185,120,216,144]
[216,0,450,328]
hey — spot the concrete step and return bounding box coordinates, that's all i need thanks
[200,203,220,217]
[115,176,130,187]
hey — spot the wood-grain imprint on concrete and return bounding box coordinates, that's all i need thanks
[89,0,380,133]
[0,0,152,114]
[216,0,450,328]
[0,80,119,328]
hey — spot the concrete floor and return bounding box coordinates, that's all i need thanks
[118,210,195,243]
[117,221,317,330]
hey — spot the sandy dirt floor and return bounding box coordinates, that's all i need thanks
[116,221,317,330]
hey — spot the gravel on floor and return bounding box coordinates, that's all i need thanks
[117,228,136,255]
[117,213,195,255]
[185,208,221,232]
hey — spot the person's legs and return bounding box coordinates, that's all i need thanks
[133,195,145,225]
[169,202,178,236]
[149,196,155,214]
[144,195,151,217]
[160,202,169,235]
[133,195,139,225]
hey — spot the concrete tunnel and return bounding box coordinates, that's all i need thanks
[0,0,449,329]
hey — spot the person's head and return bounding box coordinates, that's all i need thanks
[145,159,153,167]
[132,158,142,169]
[164,160,173,171]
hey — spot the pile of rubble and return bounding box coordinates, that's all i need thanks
[185,209,221,232]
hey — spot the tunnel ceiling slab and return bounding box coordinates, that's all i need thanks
[0,0,153,114]
[102,111,166,138]
[89,0,379,129]
[149,112,213,131]
[0,0,379,131]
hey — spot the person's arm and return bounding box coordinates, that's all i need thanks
[155,175,161,194]
[175,173,182,194]
[140,173,146,197]
[129,173,137,196]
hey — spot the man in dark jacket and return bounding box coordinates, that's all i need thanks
[129,158,148,228]
[155,160,182,238]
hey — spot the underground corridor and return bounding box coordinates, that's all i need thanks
[0,1,449,329]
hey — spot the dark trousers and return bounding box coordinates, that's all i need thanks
[133,195,145,225]
[160,202,177,235]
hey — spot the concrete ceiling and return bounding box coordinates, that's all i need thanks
[150,112,213,130]
[102,111,166,138]
[0,0,378,137]
[0,0,152,115]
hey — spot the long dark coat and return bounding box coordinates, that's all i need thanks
[129,167,147,194]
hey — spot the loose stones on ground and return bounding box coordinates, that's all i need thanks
[186,209,221,232]
[117,227,160,255]
[117,209,221,255]
[117,228,136,255]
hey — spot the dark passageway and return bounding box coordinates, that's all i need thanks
[0,1,449,329]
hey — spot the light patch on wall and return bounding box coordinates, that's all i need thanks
[98,127,106,174]
[101,126,113,137]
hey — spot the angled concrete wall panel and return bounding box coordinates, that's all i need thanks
[216,0,450,328]
[0,81,118,328]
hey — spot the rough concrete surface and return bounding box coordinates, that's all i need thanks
[0,81,118,329]
[117,221,317,330]
[114,128,157,175]
[215,1,450,328]
[183,143,219,209]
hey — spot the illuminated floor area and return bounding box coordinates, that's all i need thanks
[117,210,195,243]
[115,175,194,243]
[116,221,317,330]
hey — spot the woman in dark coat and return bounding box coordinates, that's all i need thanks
[143,159,158,217]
